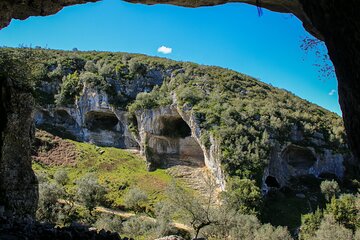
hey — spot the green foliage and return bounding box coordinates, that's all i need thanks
[325,194,360,230]
[55,71,82,106]
[123,188,149,213]
[36,182,64,223]
[76,173,106,213]
[122,216,156,238]
[222,177,262,215]
[311,214,354,240]
[300,209,324,240]
[320,180,340,201]
[54,169,69,186]
[94,213,123,232]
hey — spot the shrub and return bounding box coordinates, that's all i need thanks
[54,170,69,186]
[94,213,123,233]
[320,180,340,201]
[36,182,64,222]
[254,224,292,240]
[222,177,262,215]
[123,188,148,213]
[84,60,97,73]
[311,214,353,240]
[300,209,324,240]
[75,173,106,214]
[122,216,156,238]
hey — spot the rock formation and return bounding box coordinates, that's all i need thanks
[0,78,38,217]
[1,0,359,173]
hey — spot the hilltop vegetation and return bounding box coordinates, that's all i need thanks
[1,47,347,183]
[1,47,357,239]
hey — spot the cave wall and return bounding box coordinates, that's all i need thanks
[263,142,347,192]
[0,78,38,217]
[35,85,138,148]
[135,104,226,190]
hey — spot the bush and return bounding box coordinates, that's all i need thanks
[222,177,262,215]
[128,59,147,76]
[254,224,292,240]
[122,216,156,238]
[54,170,69,186]
[320,180,340,201]
[75,173,106,213]
[123,188,148,213]
[36,182,64,222]
[300,209,323,240]
[55,71,82,106]
[94,213,123,233]
[311,214,353,240]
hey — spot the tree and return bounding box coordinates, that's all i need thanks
[167,176,218,239]
[320,180,340,201]
[75,173,106,214]
[311,214,353,240]
[84,60,97,73]
[221,177,262,215]
[300,209,324,240]
[123,188,148,213]
[325,194,359,231]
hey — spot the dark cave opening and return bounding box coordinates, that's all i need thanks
[159,116,191,138]
[85,111,119,131]
[282,145,316,170]
[54,109,76,126]
[265,176,280,188]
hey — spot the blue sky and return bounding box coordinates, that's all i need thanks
[0,0,341,115]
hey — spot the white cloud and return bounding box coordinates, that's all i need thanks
[329,89,336,96]
[157,46,172,54]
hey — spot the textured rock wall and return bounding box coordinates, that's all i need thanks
[35,85,138,148]
[135,104,226,190]
[0,79,38,217]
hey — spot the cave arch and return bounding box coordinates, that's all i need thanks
[282,145,316,170]
[85,111,120,132]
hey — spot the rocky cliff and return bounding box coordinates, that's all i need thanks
[1,0,359,177]
[0,78,38,218]
[25,49,351,194]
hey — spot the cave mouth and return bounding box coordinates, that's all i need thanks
[148,115,205,168]
[54,109,76,126]
[85,111,120,131]
[282,145,316,170]
[265,176,280,188]
[159,116,191,138]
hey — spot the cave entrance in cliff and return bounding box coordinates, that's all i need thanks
[265,175,280,188]
[85,111,120,132]
[54,109,76,126]
[157,115,205,168]
[282,145,316,170]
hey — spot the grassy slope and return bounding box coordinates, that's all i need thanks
[33,139,174,210]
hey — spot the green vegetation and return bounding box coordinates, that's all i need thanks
[32,140,174,211]
[3,46,346,186]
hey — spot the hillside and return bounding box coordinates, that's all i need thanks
[1,47,357,239]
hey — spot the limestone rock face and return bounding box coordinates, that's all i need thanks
[263,140,349,192]
[35,85,138,149]
[0,79,38,217]
[135,104,226,190]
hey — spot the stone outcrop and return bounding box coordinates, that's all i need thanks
[35,84,138,149]
[0,78,38,217]
[134,104,226,190]
[2,0,359,174]
[263,143,347,192]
